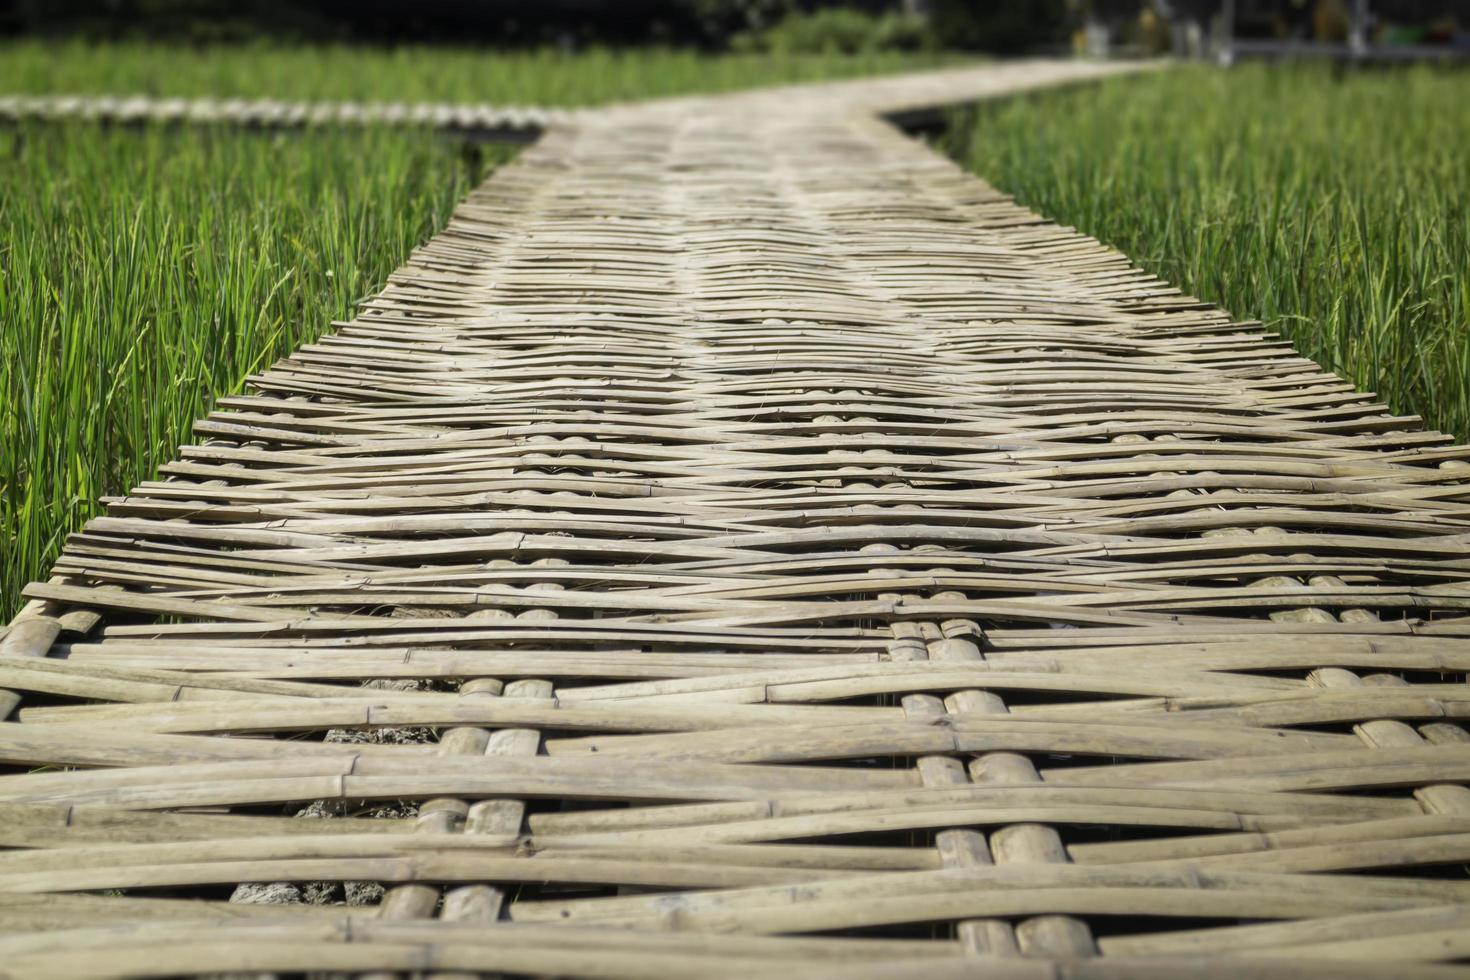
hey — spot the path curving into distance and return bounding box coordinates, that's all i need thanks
[3,60,1470,978]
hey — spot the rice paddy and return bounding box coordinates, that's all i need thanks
[948,63,1470,443]
[0,123,504,615]
[0,41,961,104]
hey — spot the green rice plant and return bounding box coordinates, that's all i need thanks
[946,63,1470,442]
[0,41,961,104]
[0,123,510,615]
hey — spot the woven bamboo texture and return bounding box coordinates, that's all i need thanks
[0,93,562,138]
[4,60,1470,978]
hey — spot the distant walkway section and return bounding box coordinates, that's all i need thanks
[0,92,566,139]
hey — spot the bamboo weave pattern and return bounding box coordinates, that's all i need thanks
[3,61,1470,978]
[0,93,561,137]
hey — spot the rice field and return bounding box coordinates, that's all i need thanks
[0,47,959,617]
[947,63,1470,443]
[0,41,961,104]
[0,123,504,615]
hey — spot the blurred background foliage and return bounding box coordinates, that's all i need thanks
[0,0,1071,52]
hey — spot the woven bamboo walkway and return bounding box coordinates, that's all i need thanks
[4,60,1470,977]
[0,93,561,138]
